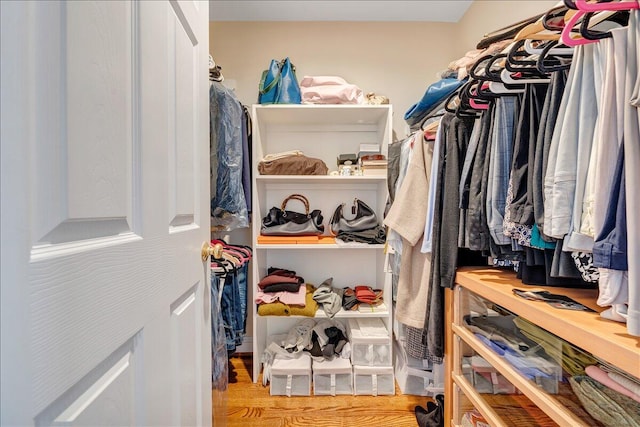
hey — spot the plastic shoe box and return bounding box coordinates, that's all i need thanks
[312,357,353,396]
[353,365,395,396]
[395,335,433,370]
[270,353,312,397]
[394,340,444,396]
[470,355,516,394]
[348,318,392,367]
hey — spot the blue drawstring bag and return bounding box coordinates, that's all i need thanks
[258,57,302,104]
[404,78,464,126]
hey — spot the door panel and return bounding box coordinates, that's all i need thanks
[35,334,143,427]
[0,1,211,425]
[169,2,197,229]
[33,1,136,245]
[171,283,203,427]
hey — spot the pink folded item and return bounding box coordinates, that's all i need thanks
[300,76,349,86]
[585,365,640,403]
[608,371,640,404]
[255,284,307,306]
[300,75,364,105]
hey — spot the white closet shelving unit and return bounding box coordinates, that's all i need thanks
[250,104,393,383]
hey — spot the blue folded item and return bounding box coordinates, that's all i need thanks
[475,333,505,355]
[503,353,554,379]
[404,78,464,126]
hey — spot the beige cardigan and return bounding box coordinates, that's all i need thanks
[384,132,434,329]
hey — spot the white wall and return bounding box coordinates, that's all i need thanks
[209,1,558,139]
[210,21,459,138]
[456,0,559,51]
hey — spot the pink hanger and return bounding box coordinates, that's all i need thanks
[575,0,639,12]
[469,98,489,110]
[563,0,640,46]
[561,10,593,46]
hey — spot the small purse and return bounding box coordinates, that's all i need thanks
[261,194,324,236]
[329,198,378,236]
[258,57,302,105]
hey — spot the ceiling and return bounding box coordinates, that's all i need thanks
[209,1,473,22]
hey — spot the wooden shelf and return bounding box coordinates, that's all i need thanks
[454,324,592,426]
[453,374,560,427]
[455,267,640,378]
[448,268,640,427]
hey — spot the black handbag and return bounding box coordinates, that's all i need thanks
[329,198,378,236]
[260,194,324,236]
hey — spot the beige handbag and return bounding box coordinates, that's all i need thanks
[366,92,390,105]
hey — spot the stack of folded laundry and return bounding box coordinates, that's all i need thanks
[342,285,385,313]
[256,267,318,316]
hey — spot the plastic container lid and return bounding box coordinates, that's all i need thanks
[313,357,352,374]
[348,318,390,344]
[272,354,311,375]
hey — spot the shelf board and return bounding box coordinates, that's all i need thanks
[454,374,561,427]
[454,324,602,427]
[259,308,390,319]
[453,374,507,427]
[252,104,391,125]
[455,267,640,379]
[256,175,386,184]
[255,243,385,250]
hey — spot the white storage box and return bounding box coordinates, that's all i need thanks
[348,318,392,367]
[270,353,312,397]
[394,341,444,396]
[312,357,353,396]
[353,365,395,396]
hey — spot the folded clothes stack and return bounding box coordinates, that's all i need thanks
[256,267,384,317]
[256,267,317,316]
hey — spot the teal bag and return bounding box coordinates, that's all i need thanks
[258,57,302,104]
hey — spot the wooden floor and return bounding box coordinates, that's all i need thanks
[220,355,431,427]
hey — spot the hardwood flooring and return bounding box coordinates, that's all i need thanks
[221,355,430,427]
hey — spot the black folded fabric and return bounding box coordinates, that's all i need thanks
[261,282,303,293]
[325,326,348,354]
[337,225,386,244]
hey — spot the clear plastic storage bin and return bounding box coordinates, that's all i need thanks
[394,340,444,396]
[270,353,312,397]
[353,365,395,396]
[348,318,392,367]
[312,357,353,396]
[395,335,433,370]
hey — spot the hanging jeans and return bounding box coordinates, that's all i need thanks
[236,263,248,333]
[220,268,245,354]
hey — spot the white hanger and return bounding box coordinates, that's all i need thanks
[489,81,526,94]
[501,68,550,85]
[523,39,574,56]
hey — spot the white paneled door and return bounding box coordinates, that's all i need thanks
[0,1,211,426]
